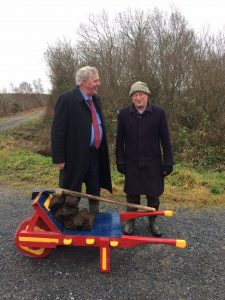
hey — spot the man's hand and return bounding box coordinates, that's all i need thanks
[163,165,173,177]
[55,163,65,170]
[117,164,126,174]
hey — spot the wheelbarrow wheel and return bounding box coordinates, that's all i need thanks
[14,217,52,258]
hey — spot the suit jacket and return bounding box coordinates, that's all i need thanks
[116,103,173,196]
[51,86,112,193]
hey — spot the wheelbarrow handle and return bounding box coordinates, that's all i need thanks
[54,188,156,212]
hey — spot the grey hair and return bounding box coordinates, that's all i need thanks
[75,66,99,85]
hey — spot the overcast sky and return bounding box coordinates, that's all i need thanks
[1,0,225,92]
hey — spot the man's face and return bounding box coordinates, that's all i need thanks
[132,92,149,110]
[81,73,100,96]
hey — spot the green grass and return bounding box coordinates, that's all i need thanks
[166,163,225,194]
[0,120,224,207]
[0,149,58,190]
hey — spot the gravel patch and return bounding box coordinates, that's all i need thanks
[0,187,224,300]
[0,110,44,132]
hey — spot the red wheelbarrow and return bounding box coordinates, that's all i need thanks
[14,189,187,273]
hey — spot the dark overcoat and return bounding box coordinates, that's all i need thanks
[51,86,112,193]
[116,104,173,197]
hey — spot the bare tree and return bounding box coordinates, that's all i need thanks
[32,79,44,94]
[14,81,33,94]
[45,8,225,165]
[0,94,11,116]
[44,39,79,113]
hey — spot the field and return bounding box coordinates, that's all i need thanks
[0,119,224,208]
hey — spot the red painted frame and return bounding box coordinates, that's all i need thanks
[15,191,187,273]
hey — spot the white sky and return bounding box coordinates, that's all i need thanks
[1,0,225,92]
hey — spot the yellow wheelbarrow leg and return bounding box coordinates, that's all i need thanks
[100,238,110,273]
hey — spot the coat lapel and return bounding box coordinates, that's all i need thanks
[93,96,103,119]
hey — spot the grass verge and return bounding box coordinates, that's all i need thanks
[0,120,224,208]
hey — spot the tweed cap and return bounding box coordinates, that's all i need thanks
[129,81,151,97]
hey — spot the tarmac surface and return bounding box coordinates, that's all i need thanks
[0,110,44,132]
[0,187,224,299]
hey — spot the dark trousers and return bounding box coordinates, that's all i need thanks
[126,194,160,211]
[61,149,100,207]
[83,148,100,206]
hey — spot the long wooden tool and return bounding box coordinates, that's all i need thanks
[54,188,155,212]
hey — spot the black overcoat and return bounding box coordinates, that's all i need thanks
[116,104,173,197]
[51,86,112,193]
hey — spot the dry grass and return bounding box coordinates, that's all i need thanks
[0,120,224,207]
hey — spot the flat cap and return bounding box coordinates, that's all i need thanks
[129,81,151,97]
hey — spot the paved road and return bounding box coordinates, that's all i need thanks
[0,110,45,132]
[0,187,224,300]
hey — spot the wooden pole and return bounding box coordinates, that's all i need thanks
[54,188,155,212]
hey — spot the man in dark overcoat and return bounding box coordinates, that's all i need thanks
[116,81,173,236]
[51,66,112,213]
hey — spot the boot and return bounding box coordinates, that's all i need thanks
[123,219,135,235]
[89,203,99,214]
[123,194,140,235]
[149,217,162,237]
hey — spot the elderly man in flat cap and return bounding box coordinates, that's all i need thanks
[116,81,173,236]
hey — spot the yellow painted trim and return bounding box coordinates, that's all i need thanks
[176,240,187,248]
[102,247,107,270]
[25,225,44,232]
[110,241,118,247]
[63,238,72,245]
[164,210,173,217]
[86,238,95,245]
[19,237,59,243]
[34,226,44,232]
[44,194,53,211]
[20,245,46,255]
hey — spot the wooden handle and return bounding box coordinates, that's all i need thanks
[54,188,155,212]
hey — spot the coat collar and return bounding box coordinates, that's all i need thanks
[73,86,86,103]
[74,86,100,104]
[128,103,153,114]
[73,86,102,117]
